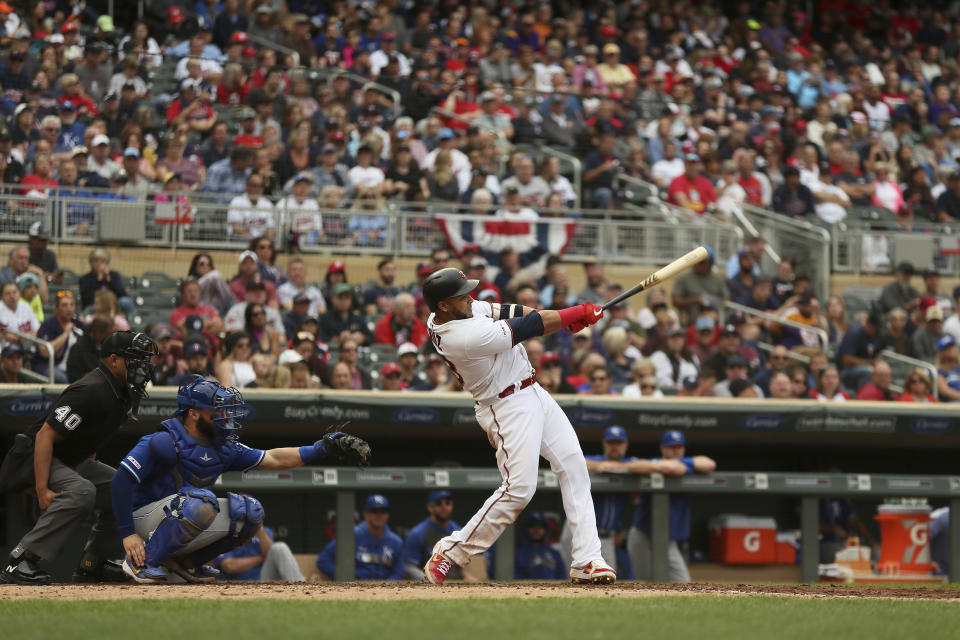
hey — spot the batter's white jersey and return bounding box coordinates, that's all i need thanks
[427,301,534,401]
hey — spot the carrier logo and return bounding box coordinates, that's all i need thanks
[570,408,615,427]
[909,417,954,434]
[4,396,52,417]
[742,414,784,431]
[392,408,440,424]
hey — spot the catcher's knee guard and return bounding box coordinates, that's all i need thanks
[227,492,264,539]
[187,493,264,567]
[144,488,220,567]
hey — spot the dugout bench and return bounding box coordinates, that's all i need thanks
[217,468,960,584]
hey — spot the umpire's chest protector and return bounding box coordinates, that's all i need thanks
[160,418,241,489]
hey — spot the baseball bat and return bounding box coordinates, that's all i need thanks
[601,246,710,310]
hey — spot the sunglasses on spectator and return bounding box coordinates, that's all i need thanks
[592,375,609,382]
[641,384,657,390]
[384,372,401,378]
[771,355,789,361]
[340,346,357,352]
[251,310,265,317]
[248,181,264,188]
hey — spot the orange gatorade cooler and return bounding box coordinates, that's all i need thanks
[708,515,777,564]
[874,504,933,574]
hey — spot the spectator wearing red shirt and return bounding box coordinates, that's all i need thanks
[21,152,58,195]
[166,78,217,133]
[667,153,717,214]
[373,292,428,348]
[856,361,895,401]
[229,250,279,307]
[170,276,225,342]
[736,148,765,206]
[233,107,264,148]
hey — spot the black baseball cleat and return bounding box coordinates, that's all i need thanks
[0,552,52,585]
[73,558,131,583]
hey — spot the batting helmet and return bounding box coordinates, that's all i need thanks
[422,267,479,312]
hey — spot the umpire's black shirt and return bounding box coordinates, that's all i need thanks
[26,363,132,467]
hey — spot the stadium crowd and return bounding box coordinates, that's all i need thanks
[0,2,957,400]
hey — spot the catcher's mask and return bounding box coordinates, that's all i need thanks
[173,375,249,445]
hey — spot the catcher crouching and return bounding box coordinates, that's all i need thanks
[111,375,371,583]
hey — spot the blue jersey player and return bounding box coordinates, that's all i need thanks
[560,425,676,577]
[515,512,566,580]
[403,491,461,580]
[316,494,405,580]
[111,375,371,583]
[625,430,716,582]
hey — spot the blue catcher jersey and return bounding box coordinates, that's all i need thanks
[584,454,641,532]
[119,417,266,508]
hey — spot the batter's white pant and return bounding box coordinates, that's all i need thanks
[558,521,616,573]
[437,383,604,570]
[626,527,691,582]
[259,542,305,582]
[133,494,232,557]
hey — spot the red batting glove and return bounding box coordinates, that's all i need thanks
[582,302,603,326]
[566,318,590,334]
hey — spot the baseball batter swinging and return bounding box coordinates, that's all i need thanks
[420,267,615,584]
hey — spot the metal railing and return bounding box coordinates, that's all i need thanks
[0,188,745,267]
[1,328,55,384]
[246,34,300,68]
[724,300,831,353]
[830,220,960,276]
[736,204,830,300]
[878,351,939,400]
[326,72,403,118]
[215,467,960,584]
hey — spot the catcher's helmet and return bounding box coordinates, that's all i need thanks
[422,267,479,312]
[173,375,248,443]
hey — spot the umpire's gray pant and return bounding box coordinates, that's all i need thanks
[626,527,691,582]
[132,494,232,557]
[19,457,118,562]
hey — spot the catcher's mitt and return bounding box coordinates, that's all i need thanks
[322,432,372,467]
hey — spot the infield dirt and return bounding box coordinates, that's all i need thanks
[2,582,958,601]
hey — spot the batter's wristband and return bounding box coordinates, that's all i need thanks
[557,305,585,327]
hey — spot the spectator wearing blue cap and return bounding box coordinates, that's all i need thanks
[671,247,728,325]
[422,128,472,193]
[626,430,716,582]
[514,513,566,580]
[316,494,405,581]
[403,491,461,580]
[667,153,717,215]
[1,343,31,383]
[935,336,960,402]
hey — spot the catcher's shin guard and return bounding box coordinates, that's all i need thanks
[187,492,263,567]
[144,488,220,567]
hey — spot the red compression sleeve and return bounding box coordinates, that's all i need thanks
[557,304,585,327]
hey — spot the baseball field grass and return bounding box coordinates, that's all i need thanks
[3,590,960,640]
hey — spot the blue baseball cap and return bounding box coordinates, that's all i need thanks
[364,494,389,511]
[604,425,627,442]
[525,512,547,526]
[661,430,686,446]
[695,316,715,332]
[937,335,955,351]
[427,490,452,504]
[437,128,455,140]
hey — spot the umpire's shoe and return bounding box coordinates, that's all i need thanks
[122,559,168,584]
[73,558,132,583]
[0,548,52,585]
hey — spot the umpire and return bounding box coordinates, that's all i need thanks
[0,330,158,584]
